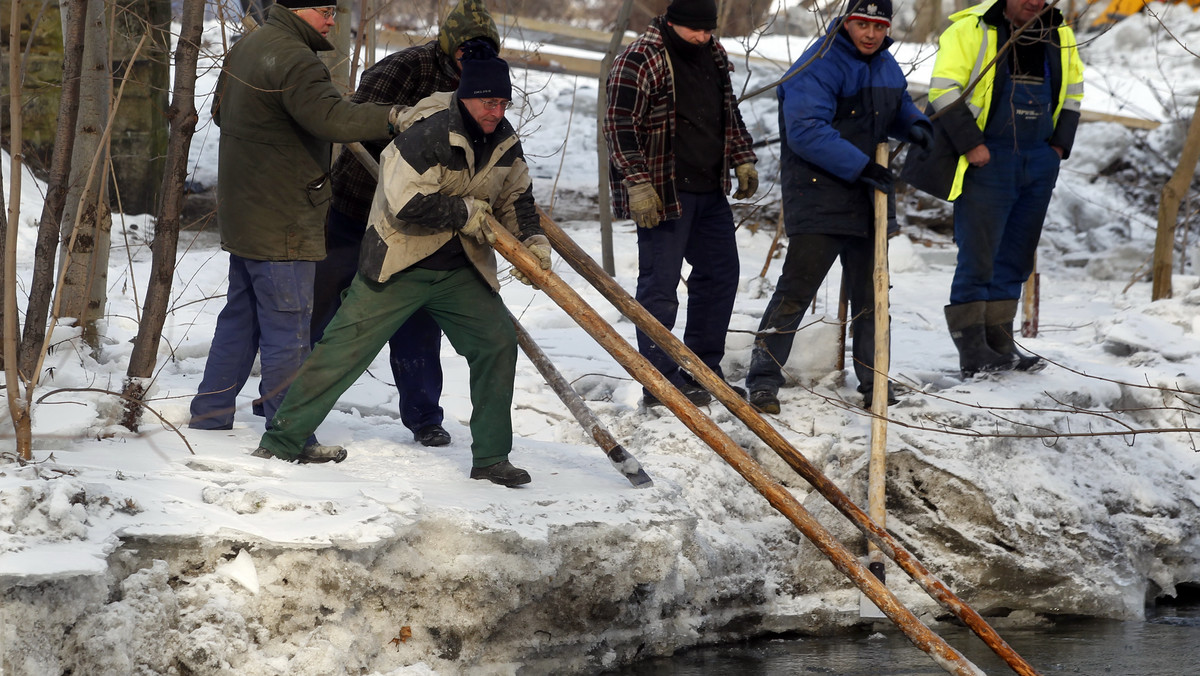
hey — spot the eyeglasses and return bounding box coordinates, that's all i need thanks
[297,6,336,20]
[478,99,512,111]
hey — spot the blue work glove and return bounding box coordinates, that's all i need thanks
[908,122,933,151]
[858,162,894,194]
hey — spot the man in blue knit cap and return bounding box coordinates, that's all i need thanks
[315,0,502,451]
[254,43,551,487]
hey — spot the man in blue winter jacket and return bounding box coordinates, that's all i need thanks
[745,0,931,413]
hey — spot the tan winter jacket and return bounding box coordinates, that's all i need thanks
[360,92,541,290]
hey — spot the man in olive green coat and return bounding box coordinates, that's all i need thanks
[189,0,397,463]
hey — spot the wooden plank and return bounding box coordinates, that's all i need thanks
[494,12,635,50]
[1079,108,1161,130]
[377,26,599,77]
[379,20,1160,131]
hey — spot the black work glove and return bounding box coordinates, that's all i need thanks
[858,162,894,194]
[908,122,933,151]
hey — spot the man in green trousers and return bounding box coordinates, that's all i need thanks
[253,42,551,487]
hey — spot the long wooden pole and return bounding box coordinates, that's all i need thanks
[509,311,652,488]
[595,0,636,276]
[1021,255,1039,339]
[863,143,891,617]
[488,216,985,676]
[3,0,31,459]
[536,208,1040,676]
[836,268,849,373]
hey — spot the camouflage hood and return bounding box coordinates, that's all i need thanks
[438,0,500,58]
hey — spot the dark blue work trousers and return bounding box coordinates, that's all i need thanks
[634,190,739,392]
[950,144,1060,304]
[312,207,445,434]
[950,70,1061,304]
[746,233,879,395]
[189,254,315,431]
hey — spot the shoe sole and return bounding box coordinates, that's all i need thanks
[253,447,347,464]
[296,450,347,464]
[470,472,531,487]
[749,393,780,414]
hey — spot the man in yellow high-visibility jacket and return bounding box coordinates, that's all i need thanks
[916,0,1083,379]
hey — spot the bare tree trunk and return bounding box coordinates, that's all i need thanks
[1151,96,1200,300]
[57,0,112,349]
[597,0,636,277]
[0,172,5,374]
[19,0,87,381]
[121,0,205,430]
[4,0,32,460]
[910,0,941,42]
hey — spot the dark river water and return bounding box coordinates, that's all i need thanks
[606,599,1200,675]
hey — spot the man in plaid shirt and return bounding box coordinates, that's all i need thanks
[314,0,500,448]
[603,0,759,408]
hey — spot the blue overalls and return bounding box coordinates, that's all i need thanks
[949,62,1061,304]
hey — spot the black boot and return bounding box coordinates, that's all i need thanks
[984,299,1043,371]
[945,302,1017,378]
[252,443,347,464]
[860,383,898,409]
[470,459,531,487]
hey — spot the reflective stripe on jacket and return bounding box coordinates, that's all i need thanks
[927,0,1084,200]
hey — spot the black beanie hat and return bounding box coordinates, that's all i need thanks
[665,0,718,31]
[457,40,512,100]
[275,0,336,9]
[846,0,893,27]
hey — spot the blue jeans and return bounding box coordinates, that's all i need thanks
[634,191,739,392]
[950,143,1060,304]
[189,255,315,431]
[313,208,445,433]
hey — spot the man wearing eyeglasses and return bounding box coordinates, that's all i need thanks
[189,0,402,463]
[255,42,551,487]
[316,0,501,452]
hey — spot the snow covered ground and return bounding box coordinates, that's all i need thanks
[3,4,1200,675]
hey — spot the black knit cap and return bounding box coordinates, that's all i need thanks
[457,40,512,100]
[846,0,893,27]
[275,0,336,9]
[665,0,718,30]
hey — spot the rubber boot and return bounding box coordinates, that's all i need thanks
[944,302,1017,378]
[984,299,1043,371]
